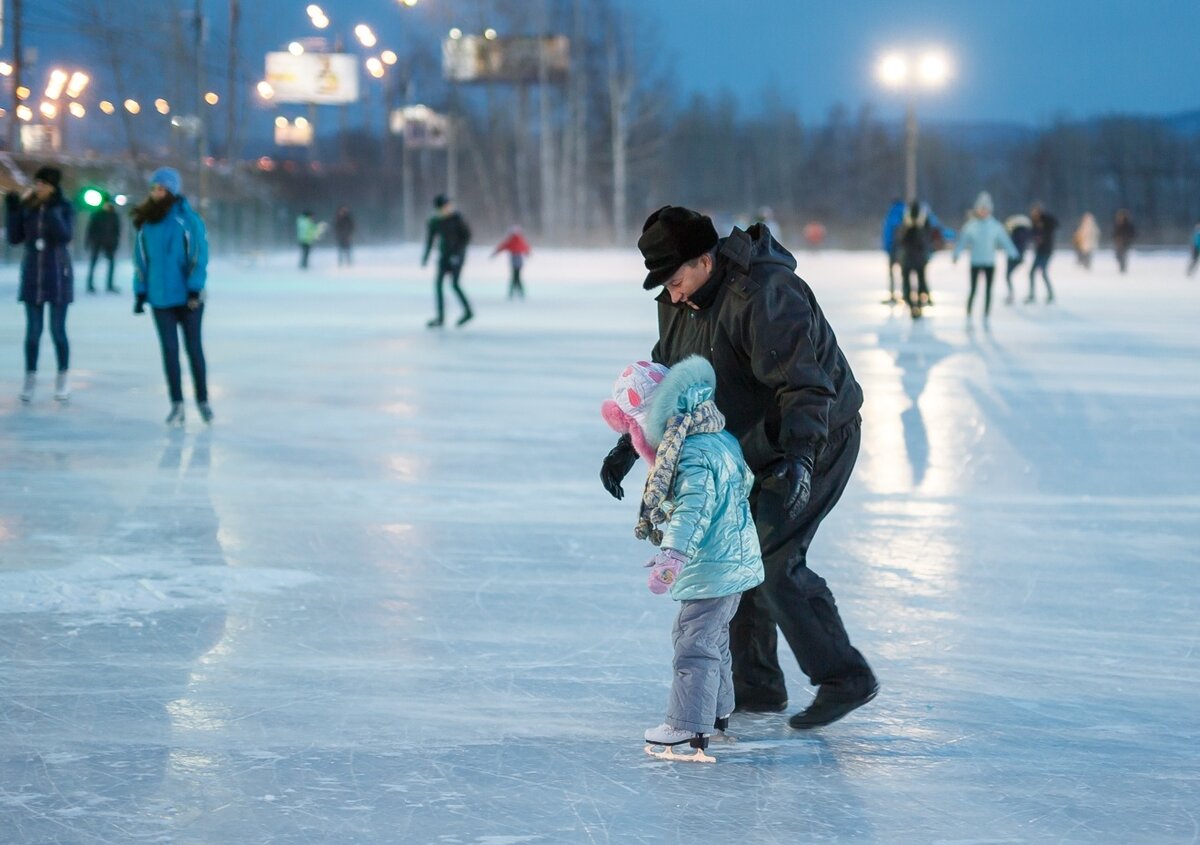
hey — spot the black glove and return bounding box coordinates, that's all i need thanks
[186,291,201,311]
[772,451,815,520]
[600,433,638,500]
[133,294,146,314]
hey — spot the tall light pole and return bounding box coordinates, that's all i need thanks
[877,49,951,202]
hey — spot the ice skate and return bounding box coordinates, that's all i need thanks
[711,714,737,744]
[197,401,214,424]
[54,371,70,401]
[19,372,36,403]
[455,311,474,327]
[643,723,715,763]
[165,402,185,427]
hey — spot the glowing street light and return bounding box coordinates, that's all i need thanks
[449,28,462,40]
[99,100,115,114]
[68,102,86,118]
[124,99,141,114]
[16,85,30,100]
[16,104,33,121]
[294,116,309,128]
[0,61,13,76]
[288,41,305,56]
[365,57,385,78]
[204,92,220,105]
[155,98,170,114]
[39,101,58,119]
[398,0,419,6]
[484,28,498,40]
[381,50,397,65]
[257,81,275,100]
[875,47,953,201]
[274,115,288,127]
[355,24,377,47]
[45,69,69,100]
[306,4,323,16]
[65,72,90,99]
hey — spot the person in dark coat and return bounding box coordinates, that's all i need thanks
[333,205,355,266]
[421,194,473,327]
[599,206,877,731]
[6,166,75,402]
[1003,214,1032,305]
[896,200,934,318]
[85,200,121,293]
[1112,209,1136,274]
[1027,203,1057,304]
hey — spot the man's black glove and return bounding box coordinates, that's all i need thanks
[600,433,638,500]
[772,451,815,520]
[186,291,201,311]
[133,294,146,314]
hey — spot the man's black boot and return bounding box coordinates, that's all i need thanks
[788,676,878,730]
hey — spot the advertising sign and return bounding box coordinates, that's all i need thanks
[265,52,359,104]
[389,105,448,148]
[20,125,60,153]
[442,35,569,84]
[274,122,314,147]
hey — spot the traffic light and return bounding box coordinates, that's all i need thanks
[80,187,105,209]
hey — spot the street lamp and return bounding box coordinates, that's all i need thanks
[876,48,952,201]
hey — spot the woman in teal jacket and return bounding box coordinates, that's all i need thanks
[132,167,211,426]
[953,191,1018,322]
[602,355,764,760]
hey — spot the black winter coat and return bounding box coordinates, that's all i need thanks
[6,191,75,306]
[651,225,863,474]
[85,208,121,251]
[422,211,471,263]
[1032,213,1058,256]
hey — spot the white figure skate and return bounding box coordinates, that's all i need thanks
[643,723,715,763]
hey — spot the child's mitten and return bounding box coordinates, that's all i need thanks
[645,548,686,594]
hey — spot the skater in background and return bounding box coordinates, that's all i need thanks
[421,194,473,327]
[881,198,905,304]
[296,210,320,270]
[1073,212,1100,270]
[491,225,531,299]
[600,205,877,730]
[954,191,1018,324]
[6,166,75,403]
[896,200,934,319]
[1027,203,1058,304]
[132,167,212,427]
[1188,224,1200,277]
[1003,214,1032,305]
[1113,209,1136,274]
[85,199,121,294]
[601,357,764,760]
[333,205,355,266]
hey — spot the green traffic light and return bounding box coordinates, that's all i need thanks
[82,188,104,208]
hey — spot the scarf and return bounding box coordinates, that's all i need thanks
[634,399,726,546]
[131,194,176,229]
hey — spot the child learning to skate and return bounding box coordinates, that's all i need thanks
[601,356,764,762]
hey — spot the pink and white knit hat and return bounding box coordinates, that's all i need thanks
[600,360,670,463]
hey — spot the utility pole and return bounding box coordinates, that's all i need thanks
[225,0,239,161]
[194,0,208,209]
[9,0,22,153]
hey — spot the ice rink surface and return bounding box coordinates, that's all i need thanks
[1,242,1198,843]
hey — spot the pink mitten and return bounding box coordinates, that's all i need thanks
[645,548,687,595]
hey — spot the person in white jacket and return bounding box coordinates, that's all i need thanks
[953,191,1019,323]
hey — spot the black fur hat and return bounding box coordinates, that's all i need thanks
[637,206,718,289]
[33,166,62,188]
[433,193,450,209]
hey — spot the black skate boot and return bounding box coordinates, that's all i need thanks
[788,676,878,730]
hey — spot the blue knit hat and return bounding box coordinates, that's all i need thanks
[150,167,182,195]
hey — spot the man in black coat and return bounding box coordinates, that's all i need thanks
[1027,203,1057,304]
[85,200,121,293]
[421,194,473,327]
[600,206,877,730]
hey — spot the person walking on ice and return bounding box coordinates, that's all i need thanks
[421,194,473,327]
[602,356,764,762]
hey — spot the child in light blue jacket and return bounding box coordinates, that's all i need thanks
[602,356,764,761]
[954,191,1018,321]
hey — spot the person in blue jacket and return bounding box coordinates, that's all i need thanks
[131,167,211,426]
[881,198,905,303]
[6,166,75,403]
[954,191,1018,323]
[602,356,765,761]
[1188,224,1200,277]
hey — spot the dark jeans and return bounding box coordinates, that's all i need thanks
[967,264,996,317]
[152,304,207,403]
[1029,252,1054,300]
[432,253,472,322]
[731,416,872,705]
[87,246,116,291]
[508,265,525,299]
[337,242,352,266]
[900,262,927,307]
[299,243,311,269]
[1115,246,1130,274]
[1005,254,1025,295]
[24,302,70,372]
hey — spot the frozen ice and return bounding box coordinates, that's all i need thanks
[1,243,1198,843]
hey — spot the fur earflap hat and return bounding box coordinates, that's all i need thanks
[33,166,62,188]
[637,206,718,290]
[601,360,669,463]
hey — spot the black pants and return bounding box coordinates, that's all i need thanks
[508,265,524,299]
[152,304,207,403]
[24,302,69,372]
[1029,252,1053,300]
[1004,254,1024,296]
[900,262,927,307]
[87,246,116,291]
[337,242,352,266]
[433,254,472,322]
[967,265,996,317]
[1188,247,1199,277]
[299,243,311,269]
[1115,246,1130,274]
[731,417,872,705]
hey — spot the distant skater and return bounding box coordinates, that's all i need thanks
[334,206,355,266]
[1073,213,1099,270]
[954,192,1018,324]
[1188,224,1200,277]
[421,194,473,327]
[491,225,531,299]
[1027,204,1058,304]
[1113,209,1136,274]
[601,357,763,762]
[882,198,905,304]
[297,210,319,269]
[896,200,934,318]
[1003,214,1032,305]
[85,200,121,293]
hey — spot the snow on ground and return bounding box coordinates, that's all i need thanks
[1,241,1198,843]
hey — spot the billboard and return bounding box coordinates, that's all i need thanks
[442,35,569,84]
[274,122,314,147]
[20,125,60,153]
[389,105,448,148]
[265,52,359,104]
